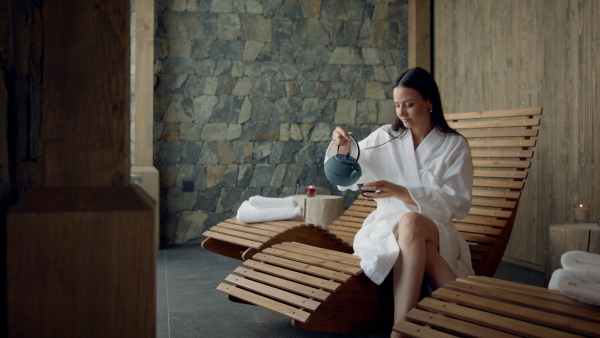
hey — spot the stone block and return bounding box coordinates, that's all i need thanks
[197,187,221,212]
[371,21,390,48]
[216,76,236,95]
[232,141,253,163]
[290,19,308,45]
[232,61,245,77]
[201,123,228,141]
[193,95,219,123]
[195,59,218,76]
[328,47,353,65]
[237,164,253,188]
[362,48,381,65]
[300,0,322,18]
[216,142,234,164]
[260,61,282,77]
[251,96,275,122]
[243,41,266,61]
[365,81,387,99]
[209,40,229,59]
[219,164,239,187]
[320,64,341,81]
[181,141,202,164]
[273,17,292,43]
[251,77,272,96]
[283,163,304,186]
[218,14,242,40]
[206,164,227,188]
[217,188,244,213]
[296,142,316,163]
[253,140,273,164]
[160,123,180,142]
[241,123,279,141]
[250,165,276,187]
[211,0,233,13]
[357,99,379,124]
[271,80,286,100]
[182,191,199,211]
[199,142,218,165]
[374,65,391,82]
[227,124,242,140]
[166,186,183,212]
[163,12,199,39]
[301,98,319,122]
[298,64,322,81]
[378,99,395,124]
[241,14,272,42]
[214,60,233,76]
[164,95,193,123]
[175,211,209,244]
[231,77,254,96]
[372,3,389,21]
[184,75,206,97]
[212,95,243,123]
[226,40,245,60]
[246,0,264,14]
[238,97,252,124]
[256,43,280,62]
[298,163,318,186]
[159,163,179,189]
[334,99,357,124]
[310,123,332,142]
[179,123,203,141]
[155,74,186,93]
[244,61,262,77]
[290,123,303,140]
[329,81,353,99]
[203,77,219,94]
[161,141,182,164]
[307,19,329,45]
[271,164,287,187]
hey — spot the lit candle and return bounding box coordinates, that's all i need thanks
[573,204,590,223]
[306,185,316,197]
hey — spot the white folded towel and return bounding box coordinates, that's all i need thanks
[548,268,600,306]
[249,196,296,209]
[561,251,600,272]
[353,220,399,285]
[236,201,303,224]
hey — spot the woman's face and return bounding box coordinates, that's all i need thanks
[393,86,433,131]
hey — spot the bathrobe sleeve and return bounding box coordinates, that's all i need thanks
[406,135,473,224]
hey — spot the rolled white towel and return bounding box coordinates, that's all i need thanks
[353,220,399,285]
[236,201,304,224]
[249,196,296,209]
[548,268,600,306]
[561,251,600,271]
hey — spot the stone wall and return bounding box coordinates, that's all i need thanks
[154,0,408,245]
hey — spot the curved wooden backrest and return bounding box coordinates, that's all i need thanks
[448,107,542,276]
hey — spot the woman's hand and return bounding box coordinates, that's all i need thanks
[361,180,417,206]
[332,127,353,154]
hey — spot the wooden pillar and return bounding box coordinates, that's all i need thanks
[408,0,431,72]
[6,1,156,336]
[131,0,160,250]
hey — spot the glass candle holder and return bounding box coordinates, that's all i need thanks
[306,185,316,197]
[573,204,590,223]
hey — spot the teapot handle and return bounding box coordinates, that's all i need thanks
[336,134,360,162]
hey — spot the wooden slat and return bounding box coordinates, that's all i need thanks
[407,307,515,338]
[443,281,600,324]
[342,210,372,218]
[202,230,264,249]
[242,259,341,292]
[468,139,536,148]
[233,266,330,301]
[215,222,281,237]
[270,243,361,267]
[472,189,521,199]
[331,218,364,228]
[473,179,524,189]
[460,129,539,138]
[473,170,527,179]
[460,233,496,244]
[471,149,533,158]
[208,226,271,243]
[456,223,501,236]
[217,283,311,323]
[417,298,581,338]
[393,320,457,338]
[470,198,517,209]
[347,205,377,213]
[433,288,600,336]
[261,248,363,275]
[448,118,540,129]
[326,225,360,234]
[252,253,353,282]
[468,207,512,219]
[455,216,507,227]
[472,159,531,168]
[224,274,321,311]
[445,108,542,120]
[285,242,361,263]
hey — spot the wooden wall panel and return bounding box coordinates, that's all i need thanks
[433,0,600,267]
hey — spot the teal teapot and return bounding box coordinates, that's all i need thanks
[324,134,362,186]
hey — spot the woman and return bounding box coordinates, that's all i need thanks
[326,67,474,334]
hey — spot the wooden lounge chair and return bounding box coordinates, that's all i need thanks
[393,276,600,337]
[210,107,543,334]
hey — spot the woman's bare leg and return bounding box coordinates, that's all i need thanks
[390,212,441,336]
[425,242,457,289]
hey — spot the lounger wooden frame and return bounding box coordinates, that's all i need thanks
[204,107,544,334]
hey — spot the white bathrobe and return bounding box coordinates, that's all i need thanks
[326,126,475,284]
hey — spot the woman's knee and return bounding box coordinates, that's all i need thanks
[395,212,425,243]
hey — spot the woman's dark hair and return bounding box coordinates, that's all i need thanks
[392,67,457,135]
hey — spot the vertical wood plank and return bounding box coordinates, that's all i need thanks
[408,0,431,71]
[433,0,600,266]
[42,0,130,187]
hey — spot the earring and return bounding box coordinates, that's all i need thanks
[429,108,433,113]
